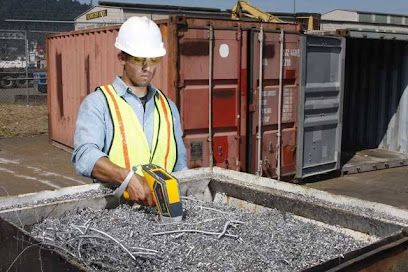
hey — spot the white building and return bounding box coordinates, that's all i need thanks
[321,9,408,33]
[74,1,229,30]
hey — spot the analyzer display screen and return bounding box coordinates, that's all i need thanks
[153,170,171,180]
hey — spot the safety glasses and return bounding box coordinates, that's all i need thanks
[127,56,161,66]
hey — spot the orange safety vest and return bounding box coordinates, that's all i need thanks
[99,84,177,175]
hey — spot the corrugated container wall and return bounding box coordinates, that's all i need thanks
[47,25,173,148]
[47,16,301,178]
[342,38,408,154]
[47,27,122,148]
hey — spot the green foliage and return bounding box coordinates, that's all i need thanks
[0,0,92,57]
[0,0,91,21]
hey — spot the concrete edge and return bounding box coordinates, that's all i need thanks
[0,183,104,209]
[211,167,408,224]
[172,167,213,180]
[1,166,407,228]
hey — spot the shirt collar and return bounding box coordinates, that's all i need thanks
[112,76,158,100]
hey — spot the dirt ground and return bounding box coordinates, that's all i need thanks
[0,103,48,138]
[0,103,90,197]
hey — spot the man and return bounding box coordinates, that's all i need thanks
[72,16,187,206]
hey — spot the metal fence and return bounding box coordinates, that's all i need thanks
[0,17,119,105]
[0,29,52,141]
[0,28,49,105]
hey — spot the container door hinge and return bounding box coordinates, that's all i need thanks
[236,30,242,41]
[175,16,188,28]
[177,30,185,38]
[177,79,185,88]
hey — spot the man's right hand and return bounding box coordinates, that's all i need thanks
[126,174,154,206]
[91,157,154,206]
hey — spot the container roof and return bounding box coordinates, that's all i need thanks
[74,2,231,21]
[98,1,224,13]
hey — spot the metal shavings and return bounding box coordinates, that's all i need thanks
[30,198,370,272]
[197,205,234,215]
[150,228,239,239]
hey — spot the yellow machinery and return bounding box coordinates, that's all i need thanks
[231,1,316,31]
[231,0,284,23]
[296,16,315,31]
[123,164,183,222]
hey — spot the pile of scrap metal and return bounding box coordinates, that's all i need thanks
[1,168,408,271]
[27,199,368,271]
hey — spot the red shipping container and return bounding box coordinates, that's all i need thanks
[47,16,300,177]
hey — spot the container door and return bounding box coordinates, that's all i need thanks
[178,27,244,171]
[296,35,345,178]
[248,30,300,178]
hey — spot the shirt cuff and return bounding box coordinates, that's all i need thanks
[76,148,108,177]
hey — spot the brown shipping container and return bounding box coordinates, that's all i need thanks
[47,16,300,177]
[47,26,122,148]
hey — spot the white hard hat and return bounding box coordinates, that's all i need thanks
[115,16,166,58]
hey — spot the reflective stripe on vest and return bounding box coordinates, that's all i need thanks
[99,84,177,174]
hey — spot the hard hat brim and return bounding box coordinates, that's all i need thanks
[115,41,166,58]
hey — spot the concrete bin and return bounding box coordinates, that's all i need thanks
[1,168,407,271]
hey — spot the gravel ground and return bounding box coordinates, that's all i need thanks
[30,198,369,272]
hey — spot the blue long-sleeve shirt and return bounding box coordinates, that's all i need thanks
[72,76,187,177]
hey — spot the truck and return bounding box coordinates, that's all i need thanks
[0,43,47,90]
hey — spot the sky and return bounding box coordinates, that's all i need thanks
[97,0,408,15]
